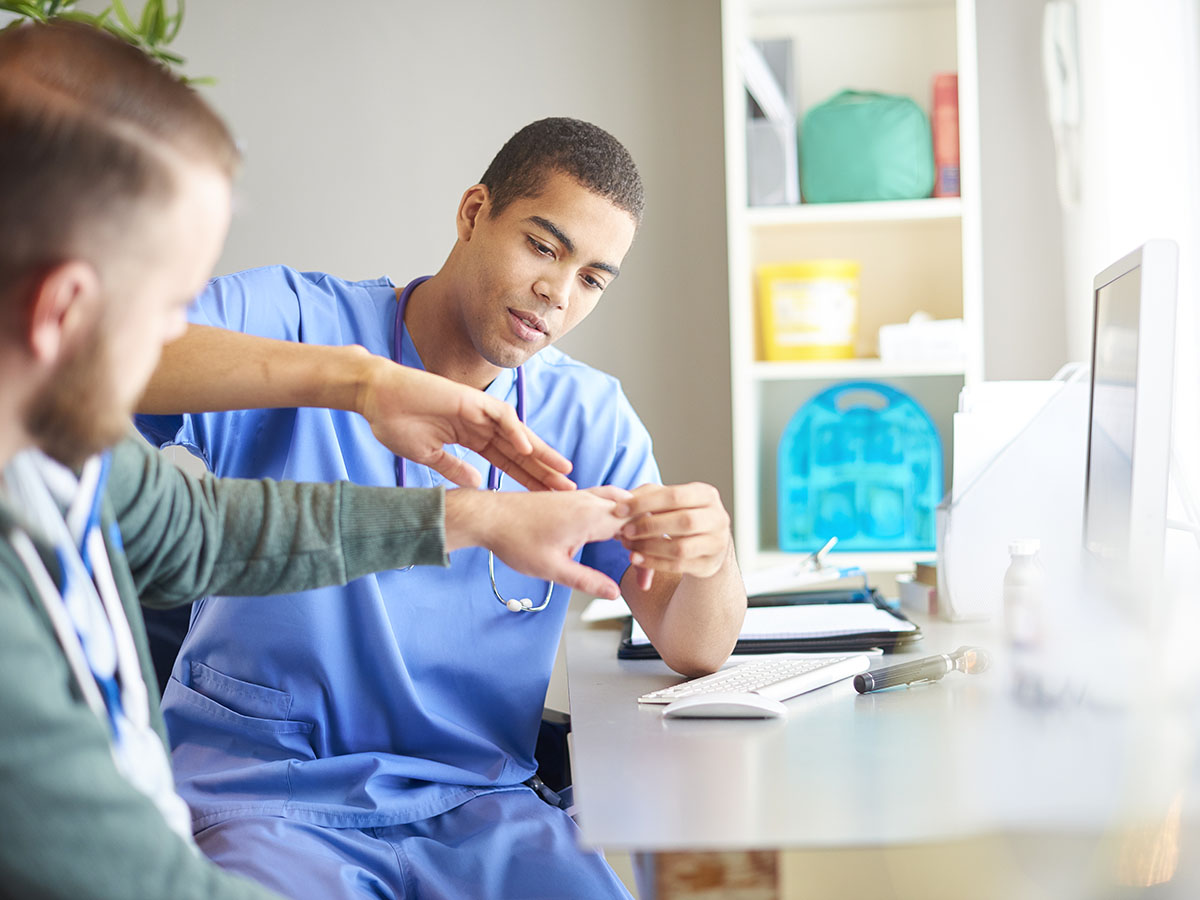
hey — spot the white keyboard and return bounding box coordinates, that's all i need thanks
[638,654,871,705]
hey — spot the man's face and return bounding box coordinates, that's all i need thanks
[455,170,637,370]
[27,160,231,467]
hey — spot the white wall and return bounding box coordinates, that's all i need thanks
[973,0,1200,528]
[975,0,1068,380]
[1065,0,1200,562]
[1065,0,1200,362]
[167,0,733,503]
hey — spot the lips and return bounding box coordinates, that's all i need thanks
[508,308,548,342]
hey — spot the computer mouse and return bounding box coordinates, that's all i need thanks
[661,692,788,719]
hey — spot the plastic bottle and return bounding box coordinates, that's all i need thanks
[1003,539,1045,650]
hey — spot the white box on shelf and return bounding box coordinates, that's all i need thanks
[877,313,966,364]
[896,573,937,616]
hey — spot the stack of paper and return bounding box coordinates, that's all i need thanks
[627,603,915,648]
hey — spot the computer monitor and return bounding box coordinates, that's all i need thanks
[1082,240,1179,585]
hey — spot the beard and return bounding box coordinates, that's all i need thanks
[24,323,127,469]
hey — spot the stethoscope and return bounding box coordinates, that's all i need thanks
[392,277,553,613]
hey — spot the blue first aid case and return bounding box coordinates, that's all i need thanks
[777,381,942,552]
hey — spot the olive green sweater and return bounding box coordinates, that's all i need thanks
[0,436,448,900]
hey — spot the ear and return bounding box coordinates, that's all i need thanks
[26,261,101,365]
[456,184,490,243]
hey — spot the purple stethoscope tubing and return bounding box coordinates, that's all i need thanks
[391,278,550,612]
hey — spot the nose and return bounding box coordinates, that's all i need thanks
[533,270,572,309]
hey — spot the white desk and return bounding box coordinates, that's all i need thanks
[565,610,1200,897]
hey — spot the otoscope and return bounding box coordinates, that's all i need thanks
[853,646,991,694]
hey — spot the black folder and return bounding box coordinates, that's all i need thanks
[617,587,923,660]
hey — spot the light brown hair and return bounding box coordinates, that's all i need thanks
[0,20,238,305]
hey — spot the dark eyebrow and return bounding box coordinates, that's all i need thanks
[527,215,621,279]
[528,216,574,255]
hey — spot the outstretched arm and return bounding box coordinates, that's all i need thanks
[112,436,632,607]
[138,324,574,492]
[446,485,633,600]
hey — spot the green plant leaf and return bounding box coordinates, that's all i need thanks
[100,20,137,44]
[140,0,167,45]
[56,10,106,25]
[4,2,47,19]
[162,0,182,44]
[3,0,210,84]
[109,0,136,32]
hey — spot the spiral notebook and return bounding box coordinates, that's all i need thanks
[617,588,922,659]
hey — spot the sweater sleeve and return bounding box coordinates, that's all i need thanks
[0,565,284,900]
[107,436,448,608]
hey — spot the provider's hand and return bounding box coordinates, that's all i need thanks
[618,483,733,590]
[445,486,634,599]
[359,358,574,492]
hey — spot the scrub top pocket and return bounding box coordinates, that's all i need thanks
[163,662,316,762]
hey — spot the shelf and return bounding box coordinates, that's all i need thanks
[749,549,935,575]
[748,0,954,13]
[722,0,981,577]
[746,197,962,227]
[752,359,965,380]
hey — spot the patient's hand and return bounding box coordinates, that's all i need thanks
[618,482,733,589]
[445,486,634,599]
[360,358,574,492]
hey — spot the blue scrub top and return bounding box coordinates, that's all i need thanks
[137,265,660,829]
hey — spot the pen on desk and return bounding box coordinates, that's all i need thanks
[803,536,838,571]
[853,646,991,694]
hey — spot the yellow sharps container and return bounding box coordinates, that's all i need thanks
[756,260,860,361]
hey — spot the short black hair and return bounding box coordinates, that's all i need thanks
[480,117,644,224]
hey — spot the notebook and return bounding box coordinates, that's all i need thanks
[617,588,922,659]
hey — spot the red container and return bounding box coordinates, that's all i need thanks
[932,73,960,198]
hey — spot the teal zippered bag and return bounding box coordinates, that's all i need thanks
[800,90,934,203]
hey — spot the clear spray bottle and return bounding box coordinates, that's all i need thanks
[1003,538,1045,652]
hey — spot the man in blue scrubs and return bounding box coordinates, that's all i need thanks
[137,118,747,899]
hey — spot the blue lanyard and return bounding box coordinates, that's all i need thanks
[392,276,525,490]
[72,452,125,736]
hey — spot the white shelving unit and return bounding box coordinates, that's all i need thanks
[721,0,983,577]
[746,196,963,227]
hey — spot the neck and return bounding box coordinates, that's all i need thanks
[0,361,35,471]
[402,273,502,391]
[0,431,27,472]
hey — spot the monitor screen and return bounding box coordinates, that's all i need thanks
[1083,268,1140,562]
[1082,240,1178,580]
